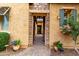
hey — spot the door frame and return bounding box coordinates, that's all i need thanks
[29,13,50,46]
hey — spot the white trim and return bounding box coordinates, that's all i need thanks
[29,10,50,13]
[61,7,76,9]
[3,8,10,15]
[0,30,10,34]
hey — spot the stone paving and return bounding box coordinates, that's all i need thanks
[0,35,50,56]
[51,49,79,56]
[0,35,79,56]
[12,35,50,56]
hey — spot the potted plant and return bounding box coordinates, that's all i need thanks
[52,41,64,52]
[11,40,21,51]
[52,41,58,52]
[56,41,64,52]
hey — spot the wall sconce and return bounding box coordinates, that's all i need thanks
[57,16,60,20]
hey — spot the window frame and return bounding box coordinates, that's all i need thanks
[59,8,77,27]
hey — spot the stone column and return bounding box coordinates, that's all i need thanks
[45,13,49,47]
[28,13,33,46]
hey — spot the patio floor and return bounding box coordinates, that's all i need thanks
[0,35,50,56]
[50,49,79,56]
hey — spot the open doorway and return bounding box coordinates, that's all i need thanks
[33,16,45,45]
[37,25,42,34]
[29,13,49,46]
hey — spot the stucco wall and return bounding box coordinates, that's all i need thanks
[0,3,29,47]
[50,4,79,48]
[1,3,79,48]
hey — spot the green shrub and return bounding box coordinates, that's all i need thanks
[0,32,10,51]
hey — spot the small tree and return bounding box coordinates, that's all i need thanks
[67,16,79,54]
[61,15,79,54]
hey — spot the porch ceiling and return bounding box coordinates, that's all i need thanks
[0,7,10,15]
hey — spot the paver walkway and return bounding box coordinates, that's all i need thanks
[13,35,50,56]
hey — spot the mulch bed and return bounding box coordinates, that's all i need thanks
[50,49,79,56]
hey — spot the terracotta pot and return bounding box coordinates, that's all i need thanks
[54,46,58,51]
[13,45,20,51]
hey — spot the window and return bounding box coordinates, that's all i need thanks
[2,15,9,30]
[59,9,77,27]
[0,7,10,31]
